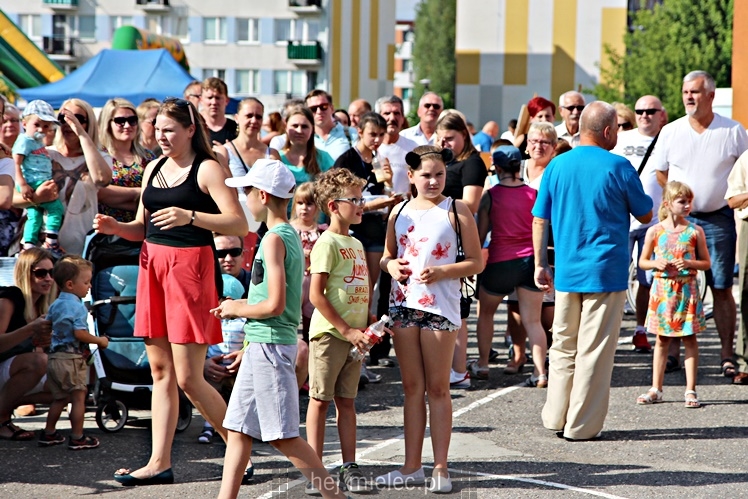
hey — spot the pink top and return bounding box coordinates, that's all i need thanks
[486,184,536,263]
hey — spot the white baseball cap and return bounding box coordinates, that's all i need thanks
[225,158,296,199]
[22,100,59,123]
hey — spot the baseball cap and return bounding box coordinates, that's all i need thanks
[22,100,59,123]
[492,145,522,169]
[225,158,296,199]
[221,274,245,300]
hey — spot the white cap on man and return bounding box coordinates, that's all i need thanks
[225,158,296,199]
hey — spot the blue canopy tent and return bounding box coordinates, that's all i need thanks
[19,48,240,113]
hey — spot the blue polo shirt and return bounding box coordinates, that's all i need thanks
[314,122,351,161]
[532,145,652,293]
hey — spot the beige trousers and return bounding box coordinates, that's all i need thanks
[542,290,626,439]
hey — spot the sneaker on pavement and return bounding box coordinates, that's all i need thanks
[305,481,322,496]
[488,348,501,363]
[68,434,100,450]
[362,365,382,384]
[197,425,214,444]
[339,463,371,493]
[449,369,470,389]
[632,330,652,353]
[38,430,65,447]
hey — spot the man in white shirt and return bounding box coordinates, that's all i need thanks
[555,91,585,145]
[400,92,443,146]
[653,70,748,379]
[611,95,666,353]
[375,95,418,194]
[305,89,351,160]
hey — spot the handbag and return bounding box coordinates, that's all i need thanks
[451,199,475,318]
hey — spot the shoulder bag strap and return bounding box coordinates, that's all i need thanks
[229,140,249,173]
[452,198,464,258]
[637,132,660,176]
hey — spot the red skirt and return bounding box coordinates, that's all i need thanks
[134,241,222,345]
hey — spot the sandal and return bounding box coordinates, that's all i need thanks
[524,374,548,388]
[466,359,489,380]
[504,357,527,375]
[0,419,35,441]
[721,359,737,378]
[684,390,702,408]
[636,387,664,405]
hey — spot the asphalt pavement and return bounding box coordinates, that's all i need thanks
[2,300,748,498]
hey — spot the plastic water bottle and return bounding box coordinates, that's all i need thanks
[350,315,390,361]
[371,154,387,184]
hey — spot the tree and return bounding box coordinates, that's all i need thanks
[410,0,456,124]
[591,0,733,116]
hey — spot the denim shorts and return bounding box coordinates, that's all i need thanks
[629,227,654,287]
[388,306,460,331]
[688,206,736,290]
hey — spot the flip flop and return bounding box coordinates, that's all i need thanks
[0,419,34,441]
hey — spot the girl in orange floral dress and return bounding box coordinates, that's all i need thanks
[636,181,710,408]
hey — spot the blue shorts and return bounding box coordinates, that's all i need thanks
[629,227,653,287]
[688,206,736,290]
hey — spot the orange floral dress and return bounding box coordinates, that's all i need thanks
[645,222,706,337]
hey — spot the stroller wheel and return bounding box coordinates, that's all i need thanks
[96,399,128,433]
[176,393,192,433]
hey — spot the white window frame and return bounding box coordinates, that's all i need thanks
[75,15,96,42]
[110,15,132,38]
[274,18,316,45]
[18,14,42,40]
[235,69,260,95]
[172,16,189,44]
[273,70,307,96]
[203,17,227,44]
[236,18,259,44]
[203,68,226,81]
[145,14,167,35]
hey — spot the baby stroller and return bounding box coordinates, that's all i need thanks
[84,233,192,433]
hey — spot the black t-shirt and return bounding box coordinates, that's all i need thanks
[236,268,252,299]
[0,286,33,363]
[443,152,488,200]
[333,148,387,244]
[209,118,238,144]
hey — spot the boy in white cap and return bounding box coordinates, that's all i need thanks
[212,159,350,499]
[12,100,64,255]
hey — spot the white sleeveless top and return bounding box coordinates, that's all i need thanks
[226,143,271,233]
[390,197,461,327]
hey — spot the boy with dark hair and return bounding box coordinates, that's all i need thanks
[214,159,349,499]
[40,255,108,449]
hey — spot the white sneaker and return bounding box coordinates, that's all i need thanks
[427,470,452,493]
[375,467,426,487]
[449,369,470,389]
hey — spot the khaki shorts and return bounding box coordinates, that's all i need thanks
[309,333,360,401]
[47,355,88,400]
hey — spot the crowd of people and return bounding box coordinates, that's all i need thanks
[1,68,748,496]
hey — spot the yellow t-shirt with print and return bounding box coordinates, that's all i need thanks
[309,231,370,341]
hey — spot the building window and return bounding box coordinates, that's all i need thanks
[76,15,96,40]
[274,70,307,96]
[236,70,259,95]
[173,16,189,42]
[110,16,132,37]
[402,88,413,101]
[274,19,307,43]
[145,15,164,35]
[403,59,414,72]
[236,18,259,43]
[204,17,227,42]
[19,14,42,40]
[203,68,226,81]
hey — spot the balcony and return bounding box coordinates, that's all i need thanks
[289,0,322,14]
[287,41,321,65]
[43,0,78,10]
[136,0,170,12]
[43,36,77,61]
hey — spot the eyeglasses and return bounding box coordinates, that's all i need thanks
[309,103,330,114]
[164,97,195,125]
[618,122,634,131]
[423,103,442,110]
[58,112,88,125]
[528,139,553,147]
[31,268,53,279]
[216,247,243,259]
[561,105,585,112]
[635,108,660,116]
[335,197,366,207]
[112,116,139,127]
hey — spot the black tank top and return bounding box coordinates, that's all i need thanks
[142,155,220,247]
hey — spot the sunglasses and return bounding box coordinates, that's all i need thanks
[335,197,366,207]
[561,105,585,112]
[58,112,88,125]
[112,116,139,127]
[423,103,442,110]
[635,108,660,116]
[309,103,330,114]
[618,122,634,131]
[216,247,243,259]
[31,268,53,279]
[163,97,195,125]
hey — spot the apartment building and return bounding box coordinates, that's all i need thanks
[1,0,396,110]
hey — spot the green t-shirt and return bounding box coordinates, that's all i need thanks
[309,231,370,341]
[244,222,303,345]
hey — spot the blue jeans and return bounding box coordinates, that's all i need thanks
[628,227,653,287]
[687,206,736,290]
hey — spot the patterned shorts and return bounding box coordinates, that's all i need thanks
[388,306,460,332]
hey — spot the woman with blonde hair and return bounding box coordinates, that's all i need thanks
[13,98,112,255]
[98,98,157,222]
[0,248,54,440]
[137,98,161,156]
[614,102,636,131]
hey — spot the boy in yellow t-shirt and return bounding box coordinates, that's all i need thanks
[306,168,374,495]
